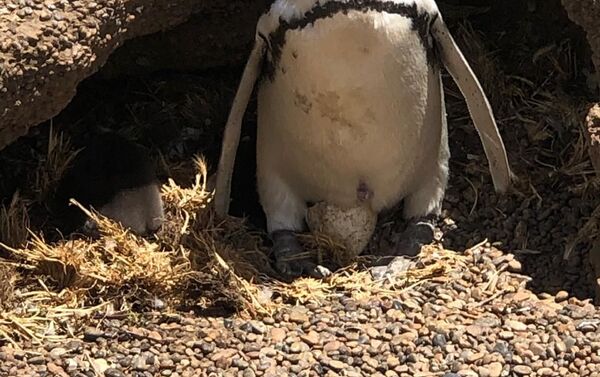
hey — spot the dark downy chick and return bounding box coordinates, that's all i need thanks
[52,132,164,236]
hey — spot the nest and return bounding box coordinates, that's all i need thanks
[0,147,465,346]
[0,262,16,309]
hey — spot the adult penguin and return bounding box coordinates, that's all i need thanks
[215,0,512,278]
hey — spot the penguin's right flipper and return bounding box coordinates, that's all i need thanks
[214,37,267,217]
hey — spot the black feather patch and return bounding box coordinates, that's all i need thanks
[262,0,441,81]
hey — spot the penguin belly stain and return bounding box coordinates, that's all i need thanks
[293,90,313,114]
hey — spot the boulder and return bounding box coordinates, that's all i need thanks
[562,0,600,74]
[561,0,600,301]
[0,0,264,151]
[98,3,263,78]
[584,104,600,174]
[562,2,600,175]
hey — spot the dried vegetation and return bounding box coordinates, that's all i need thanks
[0,131,461,346]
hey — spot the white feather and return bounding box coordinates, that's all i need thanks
[257,10,444,216]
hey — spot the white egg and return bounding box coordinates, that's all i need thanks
[306,202,377,263]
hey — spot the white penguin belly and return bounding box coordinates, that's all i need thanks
[257,10,443,212]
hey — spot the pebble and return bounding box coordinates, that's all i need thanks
[506,320,527,331]
[243,321,267,335]
[513,365,533,375]
[64,358,78,372]
[555,291,569,302]
[49,347,68,359]
[499,331,514,340]
[325,359,347,371]
[84,327,104,342]
[230,358,247,369]
[363,355,379,368]
[432,333,447,347]
[27,356,45,364]
[487,362,503,377]
[323,341,342,353]
[555,341,567,353]
[512,291,531,302]
[289,342,304,353]
[105,368,126,377]
[289,308,309,324]
[507,260,522,272]
[387,356,400,368]
[200,342,215,354]
[270,328,286,343]
[131,355,146,371]
[300,331,320,346]
[576,320,598,332]
[466,325,484,337]
[530,342,546,356]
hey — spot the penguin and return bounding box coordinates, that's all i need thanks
[52,132,164,236]
[215,0,512,278]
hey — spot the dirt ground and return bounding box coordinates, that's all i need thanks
[2,1,600,376]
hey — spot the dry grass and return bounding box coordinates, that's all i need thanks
[3,207,194,292]
[0,157,467,345]
[450,21,592,187]
[0,191,30,249]
[267,244,467,306]
[0,161,213,343]
[33,125,81,203]
[565,203,600,259]
[452,23,527,116]
[0,261,17,310]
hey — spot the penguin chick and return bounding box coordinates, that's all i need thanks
[52,132,164,236]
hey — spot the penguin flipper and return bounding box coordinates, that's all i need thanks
[215,37,267,216]
[432,15,513,193]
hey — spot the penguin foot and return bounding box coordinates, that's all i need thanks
[392,216,436,257]
[271,230,332,280]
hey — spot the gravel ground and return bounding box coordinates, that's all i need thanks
[3,72,600,377]
[2,245,600,377]
[2,8,600,375]
[440,125,598,302]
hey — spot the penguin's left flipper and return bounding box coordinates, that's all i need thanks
[432,15,513,193]
[214,37,267,217]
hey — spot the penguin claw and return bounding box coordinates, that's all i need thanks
[274,254,333,280]
[311,264,332,278]
[275,259,332,280]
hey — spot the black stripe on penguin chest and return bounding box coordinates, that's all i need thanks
[261,1,440,82]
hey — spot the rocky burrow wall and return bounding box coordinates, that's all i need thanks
[0,0,265,151]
